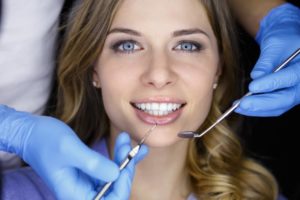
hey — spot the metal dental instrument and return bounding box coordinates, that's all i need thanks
[178,48,300,139]
[94,123,157,200]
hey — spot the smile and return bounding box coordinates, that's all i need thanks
[131,100,186,125]
[133,102,184,116]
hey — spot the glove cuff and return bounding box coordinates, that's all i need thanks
[256,3,300,44]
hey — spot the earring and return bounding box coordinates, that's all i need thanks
[92,81,98,87]
[213,83,218,90]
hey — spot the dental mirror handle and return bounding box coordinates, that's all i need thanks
[178,47,300,139]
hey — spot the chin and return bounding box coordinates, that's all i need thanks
[122,116,204,147]
[141,129,185,148]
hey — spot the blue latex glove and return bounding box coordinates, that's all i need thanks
[0,105,148,200]
[100,132,148,200]
[235,3,300,117]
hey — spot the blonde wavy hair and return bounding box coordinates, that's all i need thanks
[57,0,278,199]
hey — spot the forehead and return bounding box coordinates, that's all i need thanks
[111,0,212,33]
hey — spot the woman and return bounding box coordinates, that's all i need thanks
[58,0,279,199]
[2,0,280,199]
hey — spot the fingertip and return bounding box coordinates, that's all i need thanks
[235,102,261,116]
[251,70,266,79]
[107,161,120,181]
[114,132,131,161]
[248,81,260,93]
[117,132,131,143]
[234,107,243,114]
[115,145,131,164]
[75,148,119,182]
[108,163,134,199]
[92,155,120,182]
[239,98,252,111]
[140,144,149,155]
[232,99,240,106]
[134,145,149,163]
[235,106,251,116]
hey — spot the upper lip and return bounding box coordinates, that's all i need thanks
[130,96,186,104]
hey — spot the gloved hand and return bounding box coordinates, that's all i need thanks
[100,132,148,200]
[0,105,148,200]
[235,3,300,117]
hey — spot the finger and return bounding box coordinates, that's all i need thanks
[114,135,149,164]
[251,43,299,79]
[64,138,119,182]
[249,63,300,93]
[93,133,133,195]
[52,168,97,200]
[99,134,135,200]
[251,45,283,79]
[235,88,296,117]
[235,105,289,117]
[114,132,132,164]
[114,132,130,155]
[133,145,148,163]
[105,161,135,200]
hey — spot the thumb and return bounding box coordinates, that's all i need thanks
[67,139,119,182]
[251,45,282,79]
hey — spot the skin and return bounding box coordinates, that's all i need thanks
[228,0,285,36]
[93,0,221,199]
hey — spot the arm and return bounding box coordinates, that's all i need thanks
[0,105,147,200]
[228,0,285,36]
[0,105,115,199]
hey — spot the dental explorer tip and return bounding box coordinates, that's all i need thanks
[139,123,157,145]
[177,131,197,138]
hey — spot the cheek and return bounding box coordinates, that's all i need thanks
[99,69,129,110]
[179,64,216,130]
[97,63,139,130]
[98,56,142,87]
[97,56,138,91]
[188,81,214,130]
[100,78,120,120]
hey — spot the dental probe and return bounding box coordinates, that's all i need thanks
[178,47,300,139]
[94,123,157,200]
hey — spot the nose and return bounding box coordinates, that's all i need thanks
[141,51,177,89]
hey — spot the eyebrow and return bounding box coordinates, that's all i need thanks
[173,28,209,38]
[108,27,209,38]
[108,28,141,36]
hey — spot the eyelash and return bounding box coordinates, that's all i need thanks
[110,40,203,54]
[173,41,202,52]
[111,40,142,54]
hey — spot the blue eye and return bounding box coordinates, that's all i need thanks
[112,40,142,53]
[174,41,201,52]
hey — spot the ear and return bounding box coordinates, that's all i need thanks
[93,69,101,88]
[214,58,223,83]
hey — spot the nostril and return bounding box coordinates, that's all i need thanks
[142,70,176,89]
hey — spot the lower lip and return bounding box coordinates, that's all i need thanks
[133,107,183,125]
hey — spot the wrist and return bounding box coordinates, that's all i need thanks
[256,3,300,44]
[0,105,36,157]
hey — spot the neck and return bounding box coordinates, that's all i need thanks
[131,141,191,200]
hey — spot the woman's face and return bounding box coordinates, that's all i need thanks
[94,0,221,147]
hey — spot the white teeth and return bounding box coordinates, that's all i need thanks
[134,102,183,116]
